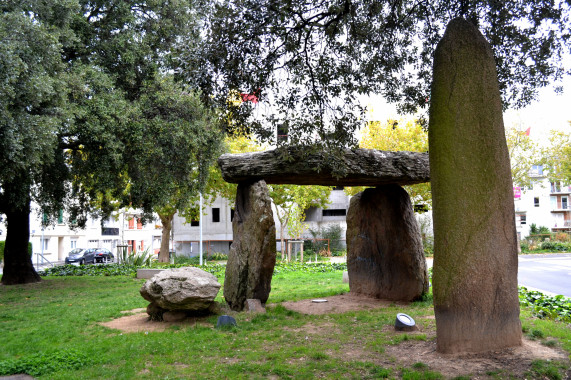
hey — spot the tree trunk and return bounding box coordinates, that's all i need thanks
[158,213,173,263]
[1,199,41,285]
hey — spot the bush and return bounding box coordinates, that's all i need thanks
[554,232,570,242]
[40,262,227,278]
[307,224,344,254]
[119,248,155,266]
[519,287,571,322]
[0,349,87,377]
[539,241,571,252]
[208,252,228,261]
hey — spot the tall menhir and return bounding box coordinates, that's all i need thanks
[429,18,522,353]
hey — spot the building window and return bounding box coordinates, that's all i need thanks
[41,238,49,251]
[520,215,527,225]
[212,208,220,223]
[190,220,200,227]
[230,208,235,222]
[531,165,543,175]
[534,197,540,207]
[58,210,64,224]
[137,218,143,229]
[70,239,77,249]
[128,218,135,229]
[322,209,347,217]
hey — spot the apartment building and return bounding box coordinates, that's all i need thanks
[171,189,352,256]
[514,165,571,238]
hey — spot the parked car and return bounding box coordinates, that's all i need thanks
[64,248,92,265]
[92,248,114,263]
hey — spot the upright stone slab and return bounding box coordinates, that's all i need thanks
[224,180,276,311]
[429,18,522,353]
[346,185,428,301]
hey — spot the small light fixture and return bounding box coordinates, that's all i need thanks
[395,313,416,331]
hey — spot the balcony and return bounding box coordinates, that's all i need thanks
[553,220,571,229]
[550,184,571,195]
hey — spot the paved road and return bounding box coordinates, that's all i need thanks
[428,254,571,297]
[518,253,571,297]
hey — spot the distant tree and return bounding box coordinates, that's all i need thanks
[269,185,331,261]
[127,77,223,263]
[505,125,541,188]
[346,117,431,209]
[190,1,571,150]
[542,127,571,185]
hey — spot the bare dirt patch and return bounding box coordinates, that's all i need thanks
[281,293,408,315]
[281,294,570,378]
[100,309,214,333]
[383,338,569,378]
[101,298,570,378]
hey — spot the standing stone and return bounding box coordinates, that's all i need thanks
[346,185,428,301]
[224,180,276,311]
[429,18,522,353]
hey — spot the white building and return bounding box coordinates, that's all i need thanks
[514,165,571,238]
[0,207,160,262]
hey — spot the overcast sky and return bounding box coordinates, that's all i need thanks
[366,74,571,145]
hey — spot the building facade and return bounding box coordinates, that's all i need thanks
[514,165,571,238]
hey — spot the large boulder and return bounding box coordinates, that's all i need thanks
[224,180,276,311]
[346,185,428,301]
[429,18,522,353]
[140,267,220,311]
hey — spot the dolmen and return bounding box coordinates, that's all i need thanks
[140,267,221,321]
[218,147,431,307]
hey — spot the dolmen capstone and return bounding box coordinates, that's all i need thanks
[140,267,221,321]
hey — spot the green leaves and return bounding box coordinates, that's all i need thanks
[194,0,571,148]
[519,287,571,322]
[0,349,88,377]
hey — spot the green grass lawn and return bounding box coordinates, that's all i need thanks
[0,270,570,379]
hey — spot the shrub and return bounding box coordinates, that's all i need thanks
[208,252,228,261]
[554,232,570,242]
[119,248,155,266]
[0,349,87,377]
[519,287,571,322]
[539,241,571,252]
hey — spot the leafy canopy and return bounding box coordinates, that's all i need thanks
[191,0,571,149]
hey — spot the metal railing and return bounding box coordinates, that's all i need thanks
[35,252,55,271]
